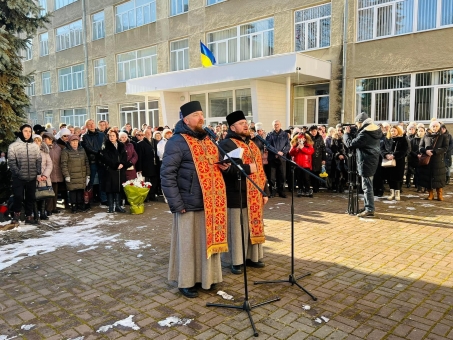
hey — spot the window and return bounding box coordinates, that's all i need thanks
[55,0,77,10]
[58,64,85,92]
[117,46,157,82]
[94,58,107,86]
[26,76,35,97]
[29,112,38,126]
[39,32,49,56]
[115,0,156,33]
[357,0,453,42]
[44,111,53,125]
[96,106,109,122]
[293,84,330,125]
[207,0,225,5]
[42,72,51,95]
[295,4,331,51]
[170,39,189,71]
[356,69,453,121]
[170,0,188,16]
[207,18,274,65]
[39,0,47,16]
[56,20,83,52]
[92,11,105,40]
[61,108,87,127]
[25,41,33,60]
[119,101,159,127]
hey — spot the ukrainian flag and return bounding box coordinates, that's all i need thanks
[200,41,216,68]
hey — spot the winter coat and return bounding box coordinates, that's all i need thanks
[331,137,347,172]
[61,145,90,191]
[265,129,290,165]
[7,135,42,181]
[135,138,159,177]
[160,120,217,213]
[38,143,53,187]
[343,119,383,178]
[311,133,326,172]
[99,139,127,193]
[325,136,334,174]
[418,131,448,189]
[48,141,64,183]
[56,138,67,150]
[122,140,138,181]
[408,136,422,169]
[218,131,270,209]
[252,135,265,155]
[289,142,315,170]
[81,129,106,164]
[443,131,453,168]
[380,136,408,183]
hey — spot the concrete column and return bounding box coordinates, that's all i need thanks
[286,76,291,127]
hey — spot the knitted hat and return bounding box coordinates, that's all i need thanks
[68,135,79,142]
[355,112,368,123]
[32,134,42,141]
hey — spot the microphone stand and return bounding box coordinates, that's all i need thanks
[347,150,360,215]
[253,134,326,301]
[204,128,280,337]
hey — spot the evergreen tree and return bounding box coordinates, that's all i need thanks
[0,0,49,149]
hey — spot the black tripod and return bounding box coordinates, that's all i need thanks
[204,129,279,337]
[253,135,326,301]
[347,151,360,215]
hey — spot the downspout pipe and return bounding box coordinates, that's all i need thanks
[82,0,91,119]
[341,0,348,123]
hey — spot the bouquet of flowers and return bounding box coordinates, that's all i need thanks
[122,173,151,214]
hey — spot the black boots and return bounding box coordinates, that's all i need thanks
[107,194,114,213]
[39,203,49,220]
[114,193,126,213]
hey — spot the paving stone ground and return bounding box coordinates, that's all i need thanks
[1,187,453,340]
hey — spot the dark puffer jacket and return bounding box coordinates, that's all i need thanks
[418,131,448,189]
[380,136,409,183]
[8,135,42,181]
[160,120,216,213]
[99,139,127,193]
[311,133,326,172]
[343,119,382,178]
[61,145,90,191]
[408,135,422,169]
[265,129,290,163]
[81,129,105,163]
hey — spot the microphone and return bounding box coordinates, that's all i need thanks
[254,133,270,147]
[204,126,217,139]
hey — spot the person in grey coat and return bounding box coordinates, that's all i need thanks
[343,113,382,218]
[7,124,43,225]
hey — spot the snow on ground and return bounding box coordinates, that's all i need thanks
[0,213,121,271]
[0,335,17,340]
[124,240,143,250]
[96,315,140,333]
[158,316,193,327]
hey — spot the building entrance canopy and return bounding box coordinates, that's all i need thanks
[126,53,331,128]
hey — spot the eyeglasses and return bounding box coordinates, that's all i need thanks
[62,135,69,138]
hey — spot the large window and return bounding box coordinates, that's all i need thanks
[61,108,87,127]
[119,101,159,128]
[170,0,188,16]
[115,0,156,33]
[55,0,77,10]
[42,72,51,95]
[44,111,53,125]
[293,84,330,125]
[96,106,109,122]
[295,3,331,51]
[56,20,82,52]
[117,46,157,82]
[94,58,106,86]
[25,41,33,61]
[356,69,453,122]
[58,64,85,92]
[26,76,35,97]
[358,0,453,42]
[207,18,274,65]
[39,0,47,16]
[39,32,48,56]
[170,39,189,71]
[92,11,105,40]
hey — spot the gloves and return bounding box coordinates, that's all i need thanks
[65,177,70,182]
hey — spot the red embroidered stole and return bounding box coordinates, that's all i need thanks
[232,139,266,245]
[181,134,228,259]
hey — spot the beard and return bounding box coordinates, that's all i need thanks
[193,125,207,136]
[237,129,250,138]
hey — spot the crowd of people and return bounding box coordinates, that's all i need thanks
[1,102,452,298]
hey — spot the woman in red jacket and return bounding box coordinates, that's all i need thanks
[289,133,315,197]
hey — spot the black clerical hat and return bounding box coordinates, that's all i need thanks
[180,101,203,118]
[226,111,246,126]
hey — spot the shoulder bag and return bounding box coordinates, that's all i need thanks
[419,135,439,166]
[35,183,55,200]
[381,141,398,167]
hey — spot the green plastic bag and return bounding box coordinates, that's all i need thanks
[123,185,150,215]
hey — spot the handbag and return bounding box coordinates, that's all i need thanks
[381,158,396,167]
[419,136,439,166]
[35,184,55,200]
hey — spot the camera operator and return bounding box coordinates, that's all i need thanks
[343,113,382,218]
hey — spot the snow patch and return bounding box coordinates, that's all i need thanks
[359,218,376,222]
[124,240,143,250]
[217,290,234,300]
[0,336,17,340]
[68,337,84,340]
[96,315,140,333]
[20,324,35,331]
[158,316,193,327]
[137,254,143,258]
[406,207,416,210]
[77,246,98,253]
[403,194,419,198]
[302,305,311,310]
[383,201,397,204]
